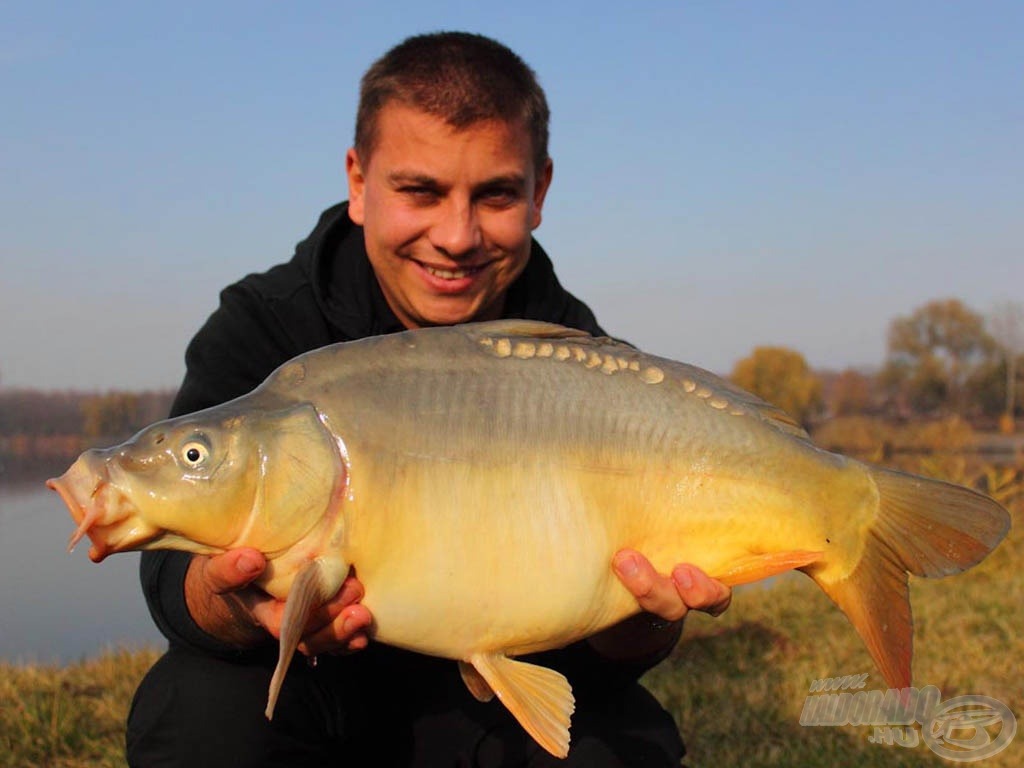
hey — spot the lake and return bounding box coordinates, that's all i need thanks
[0,481,164,663]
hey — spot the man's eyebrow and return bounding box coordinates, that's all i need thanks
[385,171,528,189]
[477,173,527,189]
[387,171,440,186]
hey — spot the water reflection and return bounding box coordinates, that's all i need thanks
[0,477,164,663]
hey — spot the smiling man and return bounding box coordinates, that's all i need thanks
[347,101,552,329]
[128,32,730,768]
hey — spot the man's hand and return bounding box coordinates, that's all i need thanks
[184,549,373,655]
[613,549,732,620]
[587,549,732,662]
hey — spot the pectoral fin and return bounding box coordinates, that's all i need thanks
[713,550,823,587]
[459,660,494,702]
[265,556,348,719]
[468,652,575,758]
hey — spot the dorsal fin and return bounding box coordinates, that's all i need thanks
[729,393,811,441]
[466,319,592,339]
[700,374,811,440]
[755,403,812,441]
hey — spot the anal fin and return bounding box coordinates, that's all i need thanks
[713,550,823,587]
[818,555,912,690]
[468,652,575,758]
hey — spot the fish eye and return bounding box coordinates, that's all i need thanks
[180,439,210,468]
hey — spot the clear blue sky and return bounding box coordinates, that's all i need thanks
[3,1,1021,390]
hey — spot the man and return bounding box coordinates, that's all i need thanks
[128,32,731,767]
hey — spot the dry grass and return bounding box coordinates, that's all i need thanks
[0,647,161,768]
[812,415,979,457]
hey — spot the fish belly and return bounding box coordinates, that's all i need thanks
[340,441,866,662]
[344,458,628,659]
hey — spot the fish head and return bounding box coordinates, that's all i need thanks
[48,399,346,563]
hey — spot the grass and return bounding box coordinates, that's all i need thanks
[3,456,1021,767]
[0,647,160,768]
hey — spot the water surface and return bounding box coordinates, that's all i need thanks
[0,483,164,663]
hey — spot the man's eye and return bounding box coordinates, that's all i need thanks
[480,188,519,207]
[402,186,439,202]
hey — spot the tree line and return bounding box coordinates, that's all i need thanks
[731,298,1024,433]
[0,390,175,467]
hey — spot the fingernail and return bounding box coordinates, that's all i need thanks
[614,552,639,578]
[237,553,262,575]
[342,613,363,635]
[673,566,693,591]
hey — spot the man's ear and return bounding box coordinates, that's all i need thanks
[346,148,366,225]
[531,158,554,230]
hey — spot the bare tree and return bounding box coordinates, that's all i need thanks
[989,300,1024,432]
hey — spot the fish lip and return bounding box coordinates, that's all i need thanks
[48,465,153,562]
[47,470,101,534]
[47,474,86,525]
[48,471,107,560]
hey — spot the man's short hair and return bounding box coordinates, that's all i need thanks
[355,31,550,172]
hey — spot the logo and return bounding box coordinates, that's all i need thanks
[922,695,1017,762]
[800,675,1016,762]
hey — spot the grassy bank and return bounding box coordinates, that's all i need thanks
[3,461,1021,767]
[0,648,160,768]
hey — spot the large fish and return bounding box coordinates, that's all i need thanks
[48,320,1009,758]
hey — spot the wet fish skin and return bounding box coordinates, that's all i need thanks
[48,320,1010,758]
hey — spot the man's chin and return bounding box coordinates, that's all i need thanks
[408,297,500,328]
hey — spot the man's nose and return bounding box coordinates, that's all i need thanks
[428,199,482,257]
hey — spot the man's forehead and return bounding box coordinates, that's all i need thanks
[361,102,534,164]
[378,99,529,135]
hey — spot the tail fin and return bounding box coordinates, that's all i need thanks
[815,466,1010,690]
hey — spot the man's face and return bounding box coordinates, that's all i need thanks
[346,102,553,328]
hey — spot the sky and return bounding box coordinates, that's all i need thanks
[2,1,1022,391]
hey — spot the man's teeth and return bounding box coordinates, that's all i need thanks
[424,265,479,280]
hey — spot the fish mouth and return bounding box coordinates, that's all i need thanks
[47,455,157,562]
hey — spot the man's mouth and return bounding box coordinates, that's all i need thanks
[421,263,486,280]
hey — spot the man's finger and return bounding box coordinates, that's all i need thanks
[613,550,688,622]
[306,576,365,629]
[300,604,373,656]
[672,564,732,617]
[202,549,266,594]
